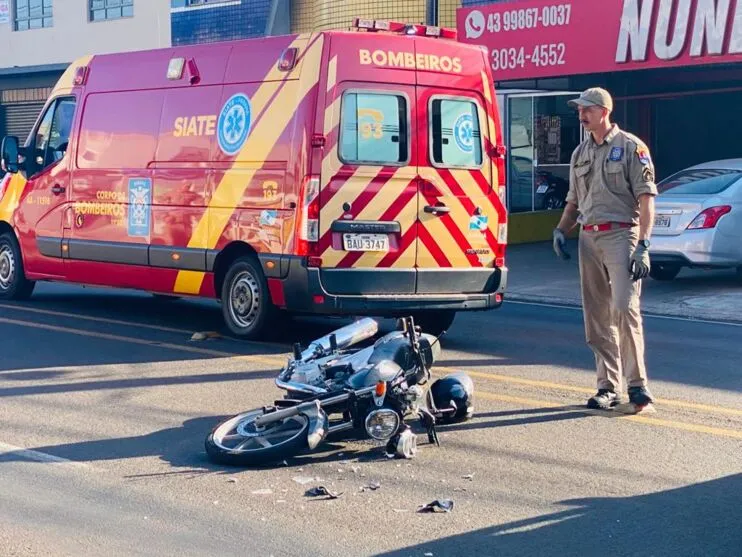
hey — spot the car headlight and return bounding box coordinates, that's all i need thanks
[364,409,400,440]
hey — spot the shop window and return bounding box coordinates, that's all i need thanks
[339,92,408,165]
[507,94,582,213]
[15,0,53,31]
[90,0,133,21]
[430,98,482,168]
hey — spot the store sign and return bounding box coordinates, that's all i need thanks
[0,1,9,25]
[458,0,742,81]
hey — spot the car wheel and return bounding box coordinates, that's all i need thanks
[649,264,681,281]
[0,231,35,300]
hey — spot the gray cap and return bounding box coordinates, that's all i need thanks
[567,87,613,112]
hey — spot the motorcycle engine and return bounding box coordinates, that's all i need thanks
[290,361,326,388]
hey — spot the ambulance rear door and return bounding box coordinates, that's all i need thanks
[316,78,419,295]
[414,46,505,295]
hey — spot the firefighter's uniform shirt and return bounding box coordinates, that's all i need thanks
[566,124,657,392]
[566,124,658,226]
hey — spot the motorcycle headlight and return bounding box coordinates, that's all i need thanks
[364,409,400,441]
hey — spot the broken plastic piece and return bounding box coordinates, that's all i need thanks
[417,499,454,513]
[305,486,343,499]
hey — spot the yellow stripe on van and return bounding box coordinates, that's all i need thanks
[0,174,28,224]
[173,34,324,295]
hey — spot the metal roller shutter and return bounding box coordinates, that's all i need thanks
[1,102,44,141]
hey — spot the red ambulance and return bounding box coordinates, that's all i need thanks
[0,19,508,339]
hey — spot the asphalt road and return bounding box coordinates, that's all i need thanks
[0,283,740,557]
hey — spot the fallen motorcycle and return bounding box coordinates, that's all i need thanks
[204,316,475,466]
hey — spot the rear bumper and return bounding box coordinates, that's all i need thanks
[277,256,508,315]
[650,229,742,267]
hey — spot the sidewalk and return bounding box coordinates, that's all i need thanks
[505,239,742,323]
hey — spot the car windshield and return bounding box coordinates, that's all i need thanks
[658,168,742,195]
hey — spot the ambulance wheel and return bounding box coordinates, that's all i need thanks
[221,256,273,340]
[412,311,456,336]
[0,231,35,301]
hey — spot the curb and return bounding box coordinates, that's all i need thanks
[504,293,742,326]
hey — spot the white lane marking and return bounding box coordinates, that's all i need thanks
[506,299,742,328]
[0,441,92,469]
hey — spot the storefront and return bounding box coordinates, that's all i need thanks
[459,0,742,242]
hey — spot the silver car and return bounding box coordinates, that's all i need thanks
[649,159,742,281]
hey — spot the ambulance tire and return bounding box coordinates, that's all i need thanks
[412,310,456,337]
[0,231,35,301]
[221,256,275,340]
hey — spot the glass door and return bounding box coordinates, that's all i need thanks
[506,92,585,213]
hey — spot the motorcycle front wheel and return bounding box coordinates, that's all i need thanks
[205,409,309,466]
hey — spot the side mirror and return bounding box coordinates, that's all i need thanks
[1,136,20,174]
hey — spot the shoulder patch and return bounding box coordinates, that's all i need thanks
[636,145,651,166]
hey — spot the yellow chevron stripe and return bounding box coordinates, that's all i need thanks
[351,168,412,222]
[352,194,417,268]
[391,241,417,269]
[324,96,341,138]
[418,217,470,268]
[319,167,381,238]
[0,174,28,224]
[174,35,323,294]
[326,56,338,92]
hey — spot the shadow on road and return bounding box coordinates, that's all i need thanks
[377,473,742,557]
[0,369,277,398]
[1,415,391,473]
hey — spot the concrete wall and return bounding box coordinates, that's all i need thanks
[0,0,171,70]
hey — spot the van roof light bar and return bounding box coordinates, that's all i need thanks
[352,17,457,39]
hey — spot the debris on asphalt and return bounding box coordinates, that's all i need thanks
[227,478,238,483]
[462,474,474,481]
[417,499,454,513]
[360,482,381,492]
[251,489,273,495]
[305,486,343,499]
[190,331,222,341]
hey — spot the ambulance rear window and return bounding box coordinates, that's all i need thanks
[339,92,408,165]
[431,98,482,168]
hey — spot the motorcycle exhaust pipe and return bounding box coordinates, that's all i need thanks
[300,318,379,361]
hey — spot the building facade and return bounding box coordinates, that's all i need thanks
[0,0,171,140]
[459,0,742,241]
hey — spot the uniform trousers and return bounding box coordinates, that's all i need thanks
[578,226,649,391]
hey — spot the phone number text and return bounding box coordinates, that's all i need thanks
[486,4,572,33]
[491,44,567,71]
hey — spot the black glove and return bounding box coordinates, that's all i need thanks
[552,228,570,260]
[629,243,650,281]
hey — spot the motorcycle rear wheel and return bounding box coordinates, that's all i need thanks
[205,409,309,466]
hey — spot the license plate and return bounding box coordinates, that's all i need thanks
[654,215,671,227]
[536,185,549,194]
[342,233,389,252]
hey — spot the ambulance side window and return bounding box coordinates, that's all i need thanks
[430,98,482,168]
[339,92,408,165]
[27,96,76,176]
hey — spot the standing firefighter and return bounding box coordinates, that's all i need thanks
[552,87,657,414]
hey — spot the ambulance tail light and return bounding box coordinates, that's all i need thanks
[687,205,731,230]
[295,176,320,257]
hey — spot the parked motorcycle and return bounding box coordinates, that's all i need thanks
[205,316,474,466]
